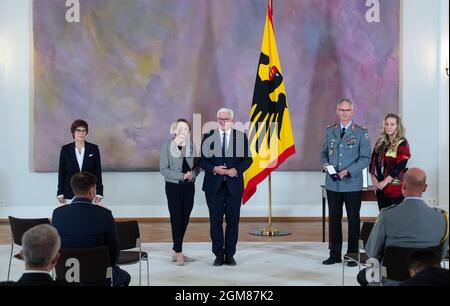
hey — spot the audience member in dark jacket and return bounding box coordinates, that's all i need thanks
[52,172,130,286]
[401,249,449,286]
[0,224,68,286]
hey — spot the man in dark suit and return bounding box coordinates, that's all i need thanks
[199,108,253,266]
[52,172,130,286]
[57,119,103,204]
[0,224,63,286]
[401,249,449,286]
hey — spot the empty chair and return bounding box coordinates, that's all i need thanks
[55,246,112,286]
[7,216,50,281]
[115,220,149,286]
[342,221,375,285]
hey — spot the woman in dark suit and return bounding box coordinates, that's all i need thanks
[370,113,411,210]
[57,119,103,204]
[160,119,199,266]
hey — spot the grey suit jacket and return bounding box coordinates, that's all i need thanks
[365,198,449,260]
[160,139,199,184]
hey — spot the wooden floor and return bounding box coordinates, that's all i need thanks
[0,221,351,244]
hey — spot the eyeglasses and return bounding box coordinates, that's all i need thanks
[217,118,232,122]
[337,109,352,113]
[75,129,87,134]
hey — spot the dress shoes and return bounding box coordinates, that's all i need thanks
[225,255,236,266]
[322,257,342,265]
[213,256,224,266]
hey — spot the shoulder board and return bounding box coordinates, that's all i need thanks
[352,124,367,130]
[327,124,338,129]
[434,208,449,245]
[380,203,398,212]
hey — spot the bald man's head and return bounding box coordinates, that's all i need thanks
[402,168,428,198]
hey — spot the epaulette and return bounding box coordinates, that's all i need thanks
[352,124,367,131]
[380,203,399,212]
[327,124,338,129]
[434,208,449,245]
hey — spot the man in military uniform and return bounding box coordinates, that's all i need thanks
[320,98,371,266]
[357,167,449,285]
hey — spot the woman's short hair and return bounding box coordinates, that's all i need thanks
[70,119,89,138]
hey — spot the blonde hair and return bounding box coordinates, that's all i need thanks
[374,113,406,153]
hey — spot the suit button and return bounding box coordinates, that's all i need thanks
[340,154,343,157]
[339,163,342,166]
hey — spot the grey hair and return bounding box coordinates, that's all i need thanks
[22,224,60,268]
[217,108,234,119]
[337,98,354,109]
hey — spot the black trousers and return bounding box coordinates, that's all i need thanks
[205,182,242,258]
[327,190,362,258]
[376,190,403,211]
[165,182,195,253]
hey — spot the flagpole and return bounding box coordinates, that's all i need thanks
[250,174,291,236]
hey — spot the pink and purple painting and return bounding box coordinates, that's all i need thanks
[33,0,399,171]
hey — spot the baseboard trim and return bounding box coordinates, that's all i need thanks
[0,216,377,224]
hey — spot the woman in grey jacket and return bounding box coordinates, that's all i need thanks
[160,119,199,266]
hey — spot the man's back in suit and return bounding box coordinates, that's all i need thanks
[52,198,119,265]
[0,273,77,286]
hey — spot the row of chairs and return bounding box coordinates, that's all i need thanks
[342,221,449,285]
[7,216,149,286]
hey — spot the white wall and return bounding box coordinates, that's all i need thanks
[0,0,448,218]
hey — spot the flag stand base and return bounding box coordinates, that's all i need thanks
[249,225,291,236]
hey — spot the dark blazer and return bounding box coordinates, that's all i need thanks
[57,141,103,199]
[52,198,119,265]
[400,267,449,286]
[0,273,72,286]
[198,129,253,195]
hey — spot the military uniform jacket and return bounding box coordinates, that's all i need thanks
[320,123,371,192]
[365,198,449,261]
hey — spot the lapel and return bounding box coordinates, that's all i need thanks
[69,142,78,168]
[81,142,89,171]
[334,125,341,143]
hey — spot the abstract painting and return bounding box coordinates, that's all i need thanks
[33,0,399,171]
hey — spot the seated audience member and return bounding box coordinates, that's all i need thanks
[0,224,63,286]
[357,167,449,286]
[400,249,449,286]
[52,172,130,286]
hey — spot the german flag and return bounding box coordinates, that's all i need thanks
[243,0,296,204]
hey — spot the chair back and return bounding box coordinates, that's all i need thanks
[360,222,375,248]
[115,220,141,250]
[382,245,443,281]
[8,216,50,246]
[55,246,112,285]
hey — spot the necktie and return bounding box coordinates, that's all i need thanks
[222,132,227,157]
[222,132,227,181]
[340,127,346,139]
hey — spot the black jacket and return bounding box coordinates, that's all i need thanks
[198,129,252,196]
[57,141,103,199]
[52,198,119,265]
[400,267,449,286]
[0,273,73,286]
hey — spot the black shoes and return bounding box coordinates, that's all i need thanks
[214,255,237,266]
[322,257,342,265]
[346,261,358,267]
[213,256,224,266]
[225,255,236,266]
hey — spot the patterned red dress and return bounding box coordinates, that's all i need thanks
[369,138,411,209]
